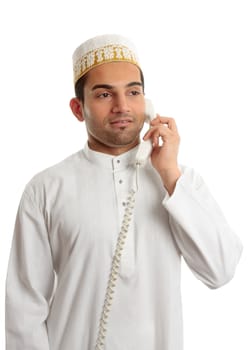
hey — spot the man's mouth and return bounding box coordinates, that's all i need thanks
[110,118,133,128]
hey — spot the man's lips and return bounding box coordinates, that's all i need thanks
[109,117,133,128]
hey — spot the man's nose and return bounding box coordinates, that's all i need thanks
[111,95,130,114]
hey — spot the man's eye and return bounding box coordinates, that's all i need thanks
[98,92,111,98]
[130,90,141,96]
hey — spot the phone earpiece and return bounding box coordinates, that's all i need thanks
[144,99,156,123]
[135,99,156,166]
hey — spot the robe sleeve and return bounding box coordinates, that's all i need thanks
[5,189,54,349]
[162,167,243,289]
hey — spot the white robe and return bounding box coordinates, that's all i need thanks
[5,144,242,350]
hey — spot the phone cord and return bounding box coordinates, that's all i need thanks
[95,165,139,350]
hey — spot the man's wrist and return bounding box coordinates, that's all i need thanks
[158,167,181,196]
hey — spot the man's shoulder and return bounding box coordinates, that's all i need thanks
[25,149,86,190]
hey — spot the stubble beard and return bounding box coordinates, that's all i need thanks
[84,106,144,149]
[85,112,144,150]
[91,126,142,149]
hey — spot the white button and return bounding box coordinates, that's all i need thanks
[119,179,123,184]
[117,159,120,164]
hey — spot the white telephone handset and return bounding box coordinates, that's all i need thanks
[135,99,156,165]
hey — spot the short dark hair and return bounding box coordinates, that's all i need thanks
[74,67,145,101]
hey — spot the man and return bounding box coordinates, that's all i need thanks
[6,34,242,350]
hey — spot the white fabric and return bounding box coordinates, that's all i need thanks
[6,144,242,350]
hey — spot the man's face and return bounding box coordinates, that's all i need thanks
[81,61,146,155]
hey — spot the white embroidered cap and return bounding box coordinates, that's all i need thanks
[72,34,140,84]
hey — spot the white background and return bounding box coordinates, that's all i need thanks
[0,0,250,348]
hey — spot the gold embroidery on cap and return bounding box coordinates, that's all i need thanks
[74,44,139,83]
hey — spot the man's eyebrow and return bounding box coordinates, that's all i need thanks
[126,82,143,88]
[91,82,143,91]
[92,84,113,91]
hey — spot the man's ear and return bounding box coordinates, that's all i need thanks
[69,98,85,122]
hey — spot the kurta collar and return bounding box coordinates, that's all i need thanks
[83,143,139,171]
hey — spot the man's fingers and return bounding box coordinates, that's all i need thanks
[143,124,173,143]
[151,115,178,132]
